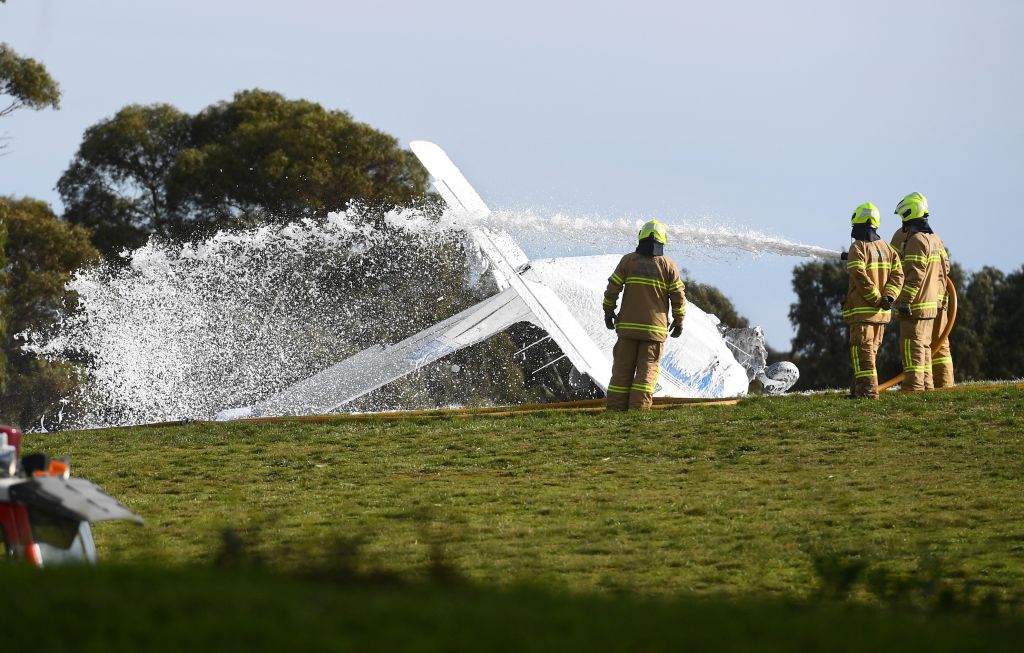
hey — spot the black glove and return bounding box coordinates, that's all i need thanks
[895,302,912,318]
[670,320,683,338]
[605,313,616,330]
[880,296,894,311]
[840,251,849,261]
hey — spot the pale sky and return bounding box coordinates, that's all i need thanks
[2,0,1022,348]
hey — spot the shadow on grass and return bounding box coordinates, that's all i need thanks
[209,510,1023,620]
[211,506,463,589]
[809,546,1018,617]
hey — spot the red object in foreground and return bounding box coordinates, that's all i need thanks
[0,425,142,567]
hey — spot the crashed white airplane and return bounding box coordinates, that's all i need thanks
[218,142,798,419]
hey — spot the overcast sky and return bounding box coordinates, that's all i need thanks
[2,0,1022,348]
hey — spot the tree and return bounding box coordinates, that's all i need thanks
[0,205,7,393]
[169,90,428,226]
[683,276,749,328]
[59,90,430,257]
[0,44,59,117]
[57,104,191,255]
[787,257,1024,389]
[0,197,100,428]
[987,265,1024,380]
[946,265,1003,381]
[787,260,849,390]
[0,43,60,151]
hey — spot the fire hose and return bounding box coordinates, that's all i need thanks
[878,278,957,392]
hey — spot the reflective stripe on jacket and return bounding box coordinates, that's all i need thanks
[843,239,904,324]
[603,252,685,342]
[890,229,950,319]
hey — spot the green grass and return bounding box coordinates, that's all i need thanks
[25,385,1024,603]
[8,386,1024,649]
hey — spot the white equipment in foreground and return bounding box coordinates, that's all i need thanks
[217,142,797,419]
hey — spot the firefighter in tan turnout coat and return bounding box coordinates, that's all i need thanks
[843,202,904,398]
[602,220,685,411]
[890,192,952,391]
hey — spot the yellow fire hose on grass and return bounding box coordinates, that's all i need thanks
[878,278,957,392]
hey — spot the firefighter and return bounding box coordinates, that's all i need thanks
[842,202,904,398]
[602,219,685,411]
[889,192,951,391]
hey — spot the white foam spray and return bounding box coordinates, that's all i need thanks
[25,206,837,428]
[482,209,840,261]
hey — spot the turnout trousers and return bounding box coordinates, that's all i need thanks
[607,336,663,411]
[931,307,955,388]
[899,318,934,392]
[848,323,884,399]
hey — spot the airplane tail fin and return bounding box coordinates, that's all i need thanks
[410,141,610,390]
[410,141,490,217]
[410,141,528,288]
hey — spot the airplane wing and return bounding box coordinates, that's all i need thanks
[219,288,534,418]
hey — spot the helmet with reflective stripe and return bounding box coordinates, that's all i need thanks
[638,219,667,244]
[850,202,880,228]
[895,192,929,222]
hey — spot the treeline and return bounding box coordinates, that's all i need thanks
[0,199,99,426]
[787,259,1024,390]
[2,22,76,427]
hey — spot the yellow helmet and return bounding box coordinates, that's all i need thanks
[638,219,667,244]
[851,202,881,228]
[895,192,929,222]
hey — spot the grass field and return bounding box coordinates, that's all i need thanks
[8,385,1024,649]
